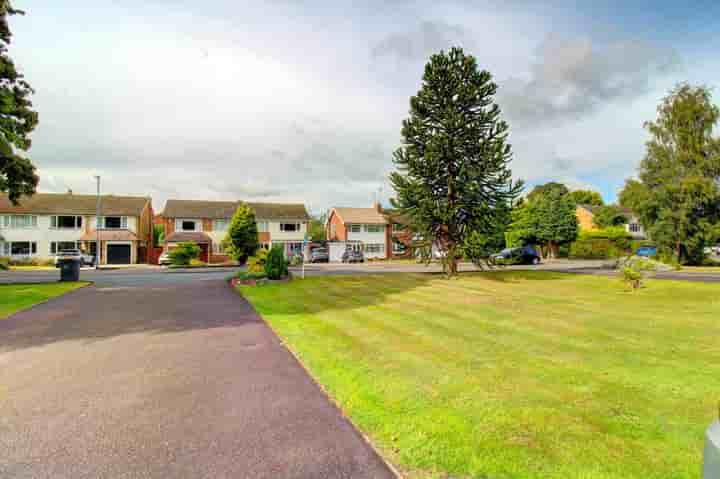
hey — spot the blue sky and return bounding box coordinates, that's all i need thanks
[10,0,719,212]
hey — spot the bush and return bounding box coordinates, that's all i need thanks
[7,256,55,267]
[289,253,303,266]
[569,227,633,259]
[0,256,8,270]
[189,258,207,267]
[223,202,259,264]
[617,256,662,290]
[236,270,267,281]
[247,248,269,273]
[264,245,288,280]
[168,242,201,266]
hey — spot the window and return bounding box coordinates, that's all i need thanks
[101,216,127,229]
[51,215,82,229]
[50,241,79,254]
[280,223,300,232]
[175,220,200,231]
[364,243,385,254]
[213,219,229,231]
[348,224,362,233]
[364,224,383,233]
[1,215,37,229]
[629,223,642,233]
[9,241,37,256]
[257,221,269,232]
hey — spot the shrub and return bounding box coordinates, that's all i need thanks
[264,245,288,280]
[223,202,258,264]
[617,256,657,291]
[0,256,8,270]
[236,270,267,281]
[289,253,303,267]
[189,258,207,267]
[168,242,201,266]
[247,248,269,273]
[569,227,633,259]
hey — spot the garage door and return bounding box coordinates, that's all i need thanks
[107,244,132,264]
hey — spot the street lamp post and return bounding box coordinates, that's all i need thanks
[94,176,101,269]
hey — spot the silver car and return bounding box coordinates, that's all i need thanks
[54,249,95,267]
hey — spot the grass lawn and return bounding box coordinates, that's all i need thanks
[239,271,720,479]
[0,282,87,318]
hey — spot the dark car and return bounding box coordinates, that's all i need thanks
[490,246,541,265]
[341,249,364,263]
[310,247,329,263]
[635,245,658,257]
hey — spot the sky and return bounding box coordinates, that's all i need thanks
[10,0,720,214]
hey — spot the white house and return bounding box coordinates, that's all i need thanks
[0,192,154,264]
[325,204,390,260]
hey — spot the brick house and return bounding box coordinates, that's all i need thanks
[575,204,646,239]
[325,203,416,261]
[160,199,310,263]
[0,192,154,264]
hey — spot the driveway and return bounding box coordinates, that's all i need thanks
[0,280,395,479]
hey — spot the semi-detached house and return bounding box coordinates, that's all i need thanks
[160,199,310,263]
[0,192,154,264]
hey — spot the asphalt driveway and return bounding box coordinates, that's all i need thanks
[0,280,395,479]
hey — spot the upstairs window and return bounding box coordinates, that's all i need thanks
[100,216,127,229]
[175,219,199,232]
[1,215,37,229]
[364,224,383,233]
[348,224,362,233]
[51,215,82,229]
[213,219,229,231]
[280,223,300,232]
[629,223,642,233]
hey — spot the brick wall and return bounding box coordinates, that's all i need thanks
[576,206,598,231]
[326,211,346,241]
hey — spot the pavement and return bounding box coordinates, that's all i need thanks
[2,260,720,285]
[0,280,396,479]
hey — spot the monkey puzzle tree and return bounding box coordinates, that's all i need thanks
[0,1,39,204]
[390,47,522,277]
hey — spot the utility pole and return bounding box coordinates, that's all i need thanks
[94,176,101,269]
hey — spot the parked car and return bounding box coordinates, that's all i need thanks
[490,246,541,265]
[310,247,329,263]
[342,249,365,263]
[159,251,172,265]
[635,245,658,257]
[54,249,95,267]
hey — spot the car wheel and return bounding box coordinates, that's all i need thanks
[532,257,540,265]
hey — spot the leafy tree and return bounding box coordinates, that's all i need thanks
[0,2,39,204]
[223,202,259,264]
[526,182,569,202]
[153,224,164,245]
[168,242,200,266]
[619,83,720,264]
[307,213,326,242]
[507,188,578,259]
[593,205,628,228]
[568,189,604,206]
[390,47,522,277]
[264,244,288,280]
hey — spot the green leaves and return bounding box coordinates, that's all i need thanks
[620,83,720,264]
[0,2,38,204]
[223,202,259,264]
[390,47,522,275]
